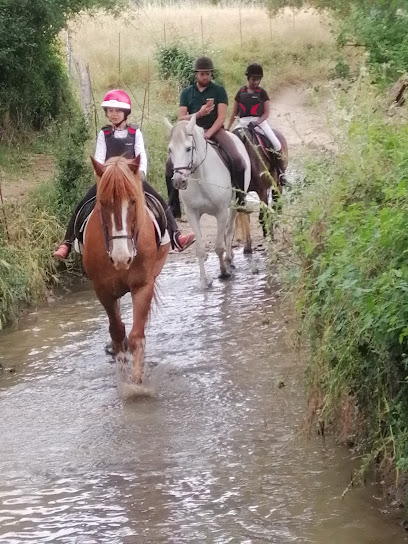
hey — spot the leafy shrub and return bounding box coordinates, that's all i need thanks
[0,0,117,128]
[329,57,351,80]
[155,43,196,88]
[54,114,93,219]
[292,87,408,487]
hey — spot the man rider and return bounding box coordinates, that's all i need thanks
[165,56,247,215]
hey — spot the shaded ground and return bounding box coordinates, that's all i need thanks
[1,153,55,200]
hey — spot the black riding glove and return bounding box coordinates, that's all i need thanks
[248,121,258,131]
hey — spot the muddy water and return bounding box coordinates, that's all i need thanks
[0,251,406,544]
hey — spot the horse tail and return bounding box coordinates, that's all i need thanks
[236,211,251,247]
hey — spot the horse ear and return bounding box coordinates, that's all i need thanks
[91,156,106,178]
[163,117,173,136]
[186,113,196,134]
[128,155,141,176]
[186,113,197,134]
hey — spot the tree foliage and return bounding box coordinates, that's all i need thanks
[265,0,302,17]
[0,0,119,128]
[263,0,408,81]
[311,0,408,80]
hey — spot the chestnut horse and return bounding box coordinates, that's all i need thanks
[83,156,170,384]
[233,124,288,253]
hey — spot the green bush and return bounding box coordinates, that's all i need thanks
[155,43,196,88]
[304,0,408,82]
[54,115,93,219]
[0,0,117,128]
[292,90,408,485]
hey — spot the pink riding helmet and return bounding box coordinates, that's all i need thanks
[101,89,131,110]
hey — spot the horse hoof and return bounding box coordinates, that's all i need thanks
[105,342,115,357]
[200,279,212,289]
[132,374,142,385]
[219,272,231,280]
[243,247,253,255]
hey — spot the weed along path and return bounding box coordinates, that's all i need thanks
[0,242,407,542]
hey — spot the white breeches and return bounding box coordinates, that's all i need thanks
[238,117,282,151]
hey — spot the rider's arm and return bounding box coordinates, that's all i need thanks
[94,130,107,164]
[254,97,271,126]
[178,104,213,121]
[204,103,227,139]
[226,100,239,131]
[134,129,147,178]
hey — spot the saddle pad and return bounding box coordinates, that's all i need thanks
[208,140,234,174]
[73,194,169,254]
[233,126,276,164]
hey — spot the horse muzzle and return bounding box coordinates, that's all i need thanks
[172,174,188,191]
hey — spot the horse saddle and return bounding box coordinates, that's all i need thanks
[73,193,168,254]
[208,140,235,176]
[233,126,278,166]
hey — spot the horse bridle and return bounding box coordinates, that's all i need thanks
[172,133,208,176]
[99,207,138,259]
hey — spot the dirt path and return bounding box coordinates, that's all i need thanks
[270,84,336,152]
[1,153,55,200]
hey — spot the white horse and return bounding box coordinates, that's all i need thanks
[165,115,251,288]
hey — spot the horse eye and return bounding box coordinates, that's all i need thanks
[168,148,172,154]
[186,146,192,152]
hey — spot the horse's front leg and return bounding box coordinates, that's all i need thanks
[128,281,155,384]
[96,291,127,356]
[184,208,211,288]
[215,208,230,279]
[224,207,237,274]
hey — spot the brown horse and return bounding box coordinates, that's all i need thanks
[233,126,288,253]
[83,156,170,384]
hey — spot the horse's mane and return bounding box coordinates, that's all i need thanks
[171,120,203,140]
[97,156,146,231]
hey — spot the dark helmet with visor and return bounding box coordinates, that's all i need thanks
[245,63,264,78]
[194,56,214,72]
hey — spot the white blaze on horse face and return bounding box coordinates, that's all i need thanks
[110,200,133,270]
[171,129,194,190]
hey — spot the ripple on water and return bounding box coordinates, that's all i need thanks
[0,252,406,543]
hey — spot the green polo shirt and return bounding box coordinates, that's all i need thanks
[179,81,228,130]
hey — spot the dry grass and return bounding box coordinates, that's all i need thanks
[66,5,333,114]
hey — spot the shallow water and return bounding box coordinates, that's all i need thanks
[0,250,406,543]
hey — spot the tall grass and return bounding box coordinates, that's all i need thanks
[288,76,408,493]
[0,114,93,328]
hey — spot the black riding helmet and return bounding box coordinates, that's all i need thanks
[194,56,214,72]
[245,63,264,78]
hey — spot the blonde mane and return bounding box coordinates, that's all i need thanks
[97,156,146,231]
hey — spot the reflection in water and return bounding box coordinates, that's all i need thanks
[0,252,406,543]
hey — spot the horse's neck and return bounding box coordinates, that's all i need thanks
[192,130,229,187]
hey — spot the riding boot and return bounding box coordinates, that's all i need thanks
[53,184,97,259]
[276,156,287,186]
[166,175,181,218]
[165,206,183,250]
[164,206,195,251]
[234,170,247,209]
[53,217,75,259]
